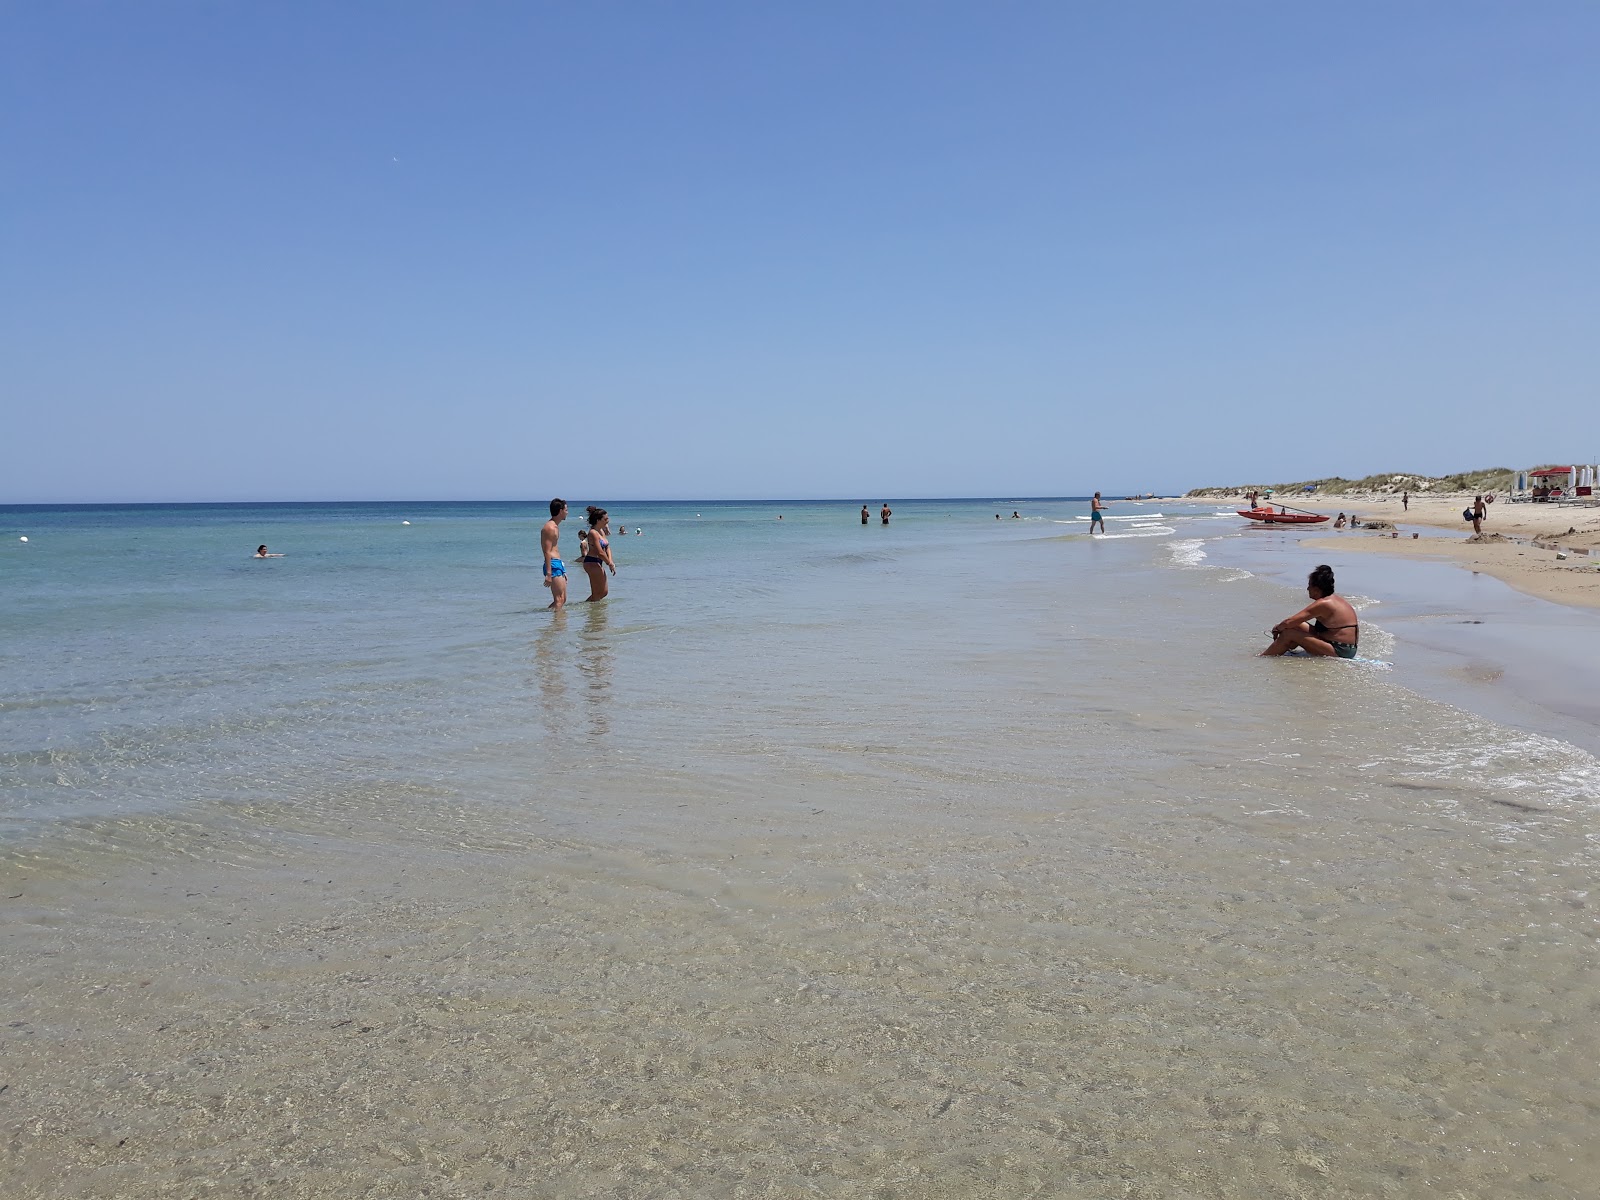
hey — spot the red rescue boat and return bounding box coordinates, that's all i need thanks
[1237,508,1330,525]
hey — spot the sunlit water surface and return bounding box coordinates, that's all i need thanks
[3,499,1596,1197]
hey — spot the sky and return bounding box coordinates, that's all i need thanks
[4,2,1598,502]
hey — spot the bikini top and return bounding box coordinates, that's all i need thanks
[1312,619,1358,641]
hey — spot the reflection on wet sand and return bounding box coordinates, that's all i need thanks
[575,602,613,736]
[530,608,568,738]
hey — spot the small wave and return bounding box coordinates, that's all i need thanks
[1166,539,1208,567]
[1365,726,1600,815]
[1094,525,1175,539]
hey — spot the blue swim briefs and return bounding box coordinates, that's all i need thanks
[545,558,566,578]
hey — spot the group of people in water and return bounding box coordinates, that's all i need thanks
[541,498,617,610]
[260,499,1364,659]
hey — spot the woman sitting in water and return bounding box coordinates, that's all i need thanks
[579,505,617,601]
[1261,564,1359,659]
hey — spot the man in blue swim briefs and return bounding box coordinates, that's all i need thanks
[1090,492,1106,533]
[541,497,568,611]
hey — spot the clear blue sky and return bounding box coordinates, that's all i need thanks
[5,2,1597,502]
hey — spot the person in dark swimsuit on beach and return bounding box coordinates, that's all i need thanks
[1261,564,1360,659]
[579,505,617,602]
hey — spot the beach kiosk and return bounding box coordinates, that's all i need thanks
[1528,465,1577,501]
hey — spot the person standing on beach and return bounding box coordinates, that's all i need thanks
[861,505,870,525]
[541,498,568,611]
[1402,491,1409,511]
[1090,492,1106,534]
[1471,495,1486,535]
[880,503,892,526]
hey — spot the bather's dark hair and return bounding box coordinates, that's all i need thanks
[1308,564,1336,597]
[549,497,566,518]
[586,505,607,527]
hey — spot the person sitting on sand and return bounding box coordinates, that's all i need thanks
[1261,564,1360,660]
[254,545,283,558]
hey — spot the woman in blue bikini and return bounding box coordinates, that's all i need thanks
[579,505,617,602]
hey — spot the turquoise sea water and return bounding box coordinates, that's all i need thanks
[1,496,1163,842]
[5,498,1600,1196]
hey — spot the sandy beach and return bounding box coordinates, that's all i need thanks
[1162,492,1600,611]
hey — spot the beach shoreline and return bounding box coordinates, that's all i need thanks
[1146,492,1600,611]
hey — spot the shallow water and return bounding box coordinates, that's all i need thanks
[3,499,1598,1197]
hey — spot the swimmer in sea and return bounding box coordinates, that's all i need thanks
[1261,564,1360,659]
[541,498,568,611]
[861,505,870,525]
[254,545,283,558]
[880,503,891,526]
[579,505,617,602]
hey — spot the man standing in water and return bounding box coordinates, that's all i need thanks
[861,505,870,525]
[880,502,892,526]
[541,498,568,611]
[1090,492,1106,534]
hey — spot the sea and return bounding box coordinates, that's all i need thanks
[3,498,1598,1198]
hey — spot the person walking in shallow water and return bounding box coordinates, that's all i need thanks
[880,503,892,526]
[1090,492,1106,534]
[541,498,568,611]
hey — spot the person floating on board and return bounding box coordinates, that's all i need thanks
[1260,564,1360,660]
